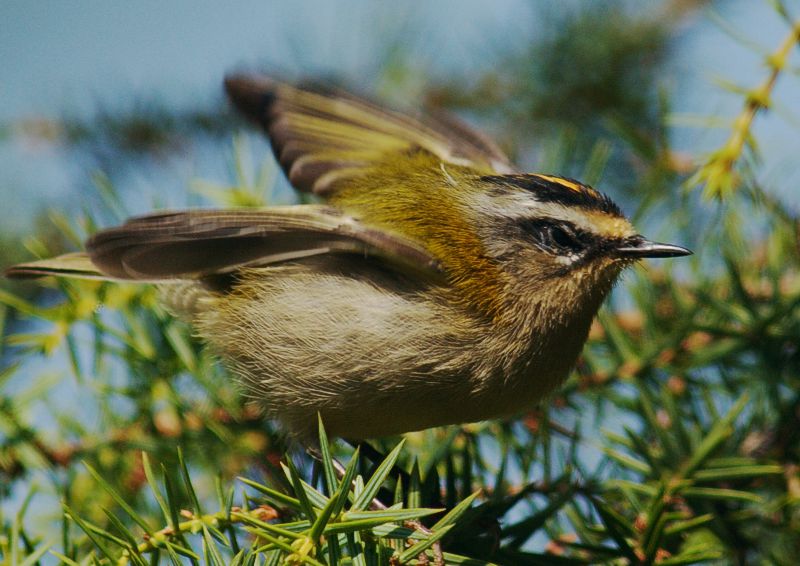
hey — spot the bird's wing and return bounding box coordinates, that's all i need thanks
[224,74,516,196]
[6,206,442,282]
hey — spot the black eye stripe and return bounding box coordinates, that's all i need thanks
[518,219,595,254]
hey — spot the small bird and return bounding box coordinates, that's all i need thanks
[7,75,691,440]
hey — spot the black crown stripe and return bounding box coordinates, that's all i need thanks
[481,174,623,217]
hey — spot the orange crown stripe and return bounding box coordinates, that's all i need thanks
[531,174,583,193]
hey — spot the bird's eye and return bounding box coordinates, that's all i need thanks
[517,219,592,256]
[549,225,581,251]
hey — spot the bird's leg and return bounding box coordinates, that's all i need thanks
[305,446,444,566]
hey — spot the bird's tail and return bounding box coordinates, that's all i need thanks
[6,251,213,322]
[5,252,114,280]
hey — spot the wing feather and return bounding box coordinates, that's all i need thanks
[6,207,442,283]
[224,74,516,195]
[84,205,441,281]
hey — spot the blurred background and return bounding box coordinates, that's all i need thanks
[2,0,798,230]
[2,1,799,564]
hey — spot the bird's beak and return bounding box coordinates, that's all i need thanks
[615,236,693,259]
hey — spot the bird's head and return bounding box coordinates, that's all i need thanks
[470,174,691,316]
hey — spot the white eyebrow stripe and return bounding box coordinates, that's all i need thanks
[518,202,602,234]
[471,191,635,240]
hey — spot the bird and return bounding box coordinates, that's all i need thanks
[6,74,691,441]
